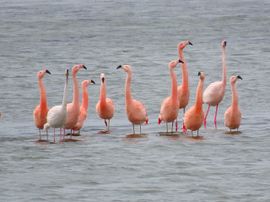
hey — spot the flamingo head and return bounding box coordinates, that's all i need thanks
[198,71,205,80]
[116,65,131,73]
[37,69,51,79]
[169,59,184,69]
[178,40,193,50]
[221,40,227,48]
[230,75,242,84]
[100,73,105,83]
[72,64,87,74]
[82,79,95,88]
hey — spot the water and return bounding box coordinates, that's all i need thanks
[0,0,270,201]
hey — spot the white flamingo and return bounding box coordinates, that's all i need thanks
[44,69,69,142]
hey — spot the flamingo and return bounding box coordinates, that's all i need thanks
[72,79,95,134]
[116,65,148,134]
[96,73,115,132]
[224,75,242,132]
[177,40,192,130]
[183,72,205,136]
[203,40,227,129]
[33,69,51,140]
[64,64,87,135]
[158,59,184,133]
[44,69,69,142]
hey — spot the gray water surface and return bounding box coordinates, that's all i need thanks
[0,0,270,201]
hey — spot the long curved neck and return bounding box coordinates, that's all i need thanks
[125,71,132,103]
[100,81,106,105]
[62,76,68,108]
[231,83,239,110]
[195,78,204,112]
[178,49,189,90]
[170,68,178,103]
[221,47,227,87]
[82,85,89,111]
[38,78,47,110]
[72,72,79,106]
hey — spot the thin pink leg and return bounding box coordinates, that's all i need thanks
[182,107,186,131]
[53,128,56,143]
[204,104,210,128]
[214,104,219,129]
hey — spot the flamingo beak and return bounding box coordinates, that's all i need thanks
[116,65,122,70]
[90,80,95,84]
[223,41,227,47]
[198,71,201,76]
[82,65,87,70]
[178,59,184,64]
[46,70,51,75]
[101,77,105,83]
[65,69,69,76]
[237,75,242,80]
[188,41,193,45]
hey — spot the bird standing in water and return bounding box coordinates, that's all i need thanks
[203,40,227,129]
[117,65,148,135]
[224,75,242,132]
[96,73,115,133]
[158,59,184,133]
[177,40,192,131]
[184,72,205,136]
[72,79,95,134]
[33,69,51,140]
[44,69,69,142]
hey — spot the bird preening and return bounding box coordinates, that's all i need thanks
[33,40,242,142]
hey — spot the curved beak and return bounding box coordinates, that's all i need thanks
[116,65,122,70]
[90,79,95,84]
[82,65,87,70]
[237,75,242,80]
[198,71,201,76]
[178,59,184,64]
[46,70,51,75]
[188,41,193,46]
[101,77,105,83]
[65,69,69,76]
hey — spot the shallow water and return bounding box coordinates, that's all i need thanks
[0,0,270,201]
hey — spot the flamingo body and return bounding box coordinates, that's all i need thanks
[203,81,225,106]
[224,75,242,130]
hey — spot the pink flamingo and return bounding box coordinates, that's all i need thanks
[33,69,51,140]
[158,59,183,133]
[72,79,95,134]
[203,40,227,128]
[177,40,192,130]
[183,72,205,136]
[116,65,148,134]
[96,73,115,132]
[224,75,242,132]
[64,64,87,136]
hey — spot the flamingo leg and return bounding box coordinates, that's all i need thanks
[132,124,135,134]
[175,120,178,132]
[46,129,48,142]
[53,128,56,143]
[60,128,62,142]
[108,119,110,131]
[181,107,186,131]
[171,122,174,133]
[197,130,199,136]
[70,129,73,139]
[39,129,42,140]
[140,124,142,134]
[214,104,219,129]
[63,129,66,141]
[204,104,210,128]
[166,123,168,133]
[104,120,108,131]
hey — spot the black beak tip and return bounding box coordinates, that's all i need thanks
[223,41,227,47]
[198,71,201,76]
[46,70,51,75]
[116,65,122,69]
[237,75,242,80]
[188,41,193,46]
[83,65,87,70]
[101,77,105,83]
[178,59,184,64]
[91,80,96,84]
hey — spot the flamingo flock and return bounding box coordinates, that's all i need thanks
[33,40,242,142]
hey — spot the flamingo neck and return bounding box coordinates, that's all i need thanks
[170,68,178,104]
[100,81,106,105]
[81,85,89,111]
[38,78,47,111]
[72,72,79,106]
[179,50,189,90]
[195,78,204,112]
[221,47,227,87]
[62,76,68,108]
[125,71,133,103]
[231,83,239,111]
